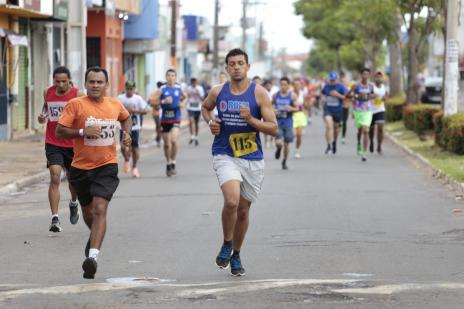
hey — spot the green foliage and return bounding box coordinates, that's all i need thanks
[385,96,406,122]
[402,104,440,134]
[305,42,338,76]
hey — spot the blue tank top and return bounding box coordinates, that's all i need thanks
[160,84,182,123]
[212,82,263,160]
[274,91,293,127]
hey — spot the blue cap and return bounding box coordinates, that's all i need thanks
[328,71,338,81]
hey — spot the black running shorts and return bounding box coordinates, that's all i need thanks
[69,163,119,206]
[45,143,74,169]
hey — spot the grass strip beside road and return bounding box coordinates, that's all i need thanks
[386,121,464,183]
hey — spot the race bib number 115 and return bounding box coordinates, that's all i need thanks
[229,132,258,157]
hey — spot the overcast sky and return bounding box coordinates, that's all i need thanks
[173,0,312,54]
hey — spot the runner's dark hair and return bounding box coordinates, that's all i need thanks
[225,48,249,65]
[85,66,108,83]
[53,66,71,79]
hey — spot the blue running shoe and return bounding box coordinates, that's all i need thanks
[215,243,233,269]
[230,254,245,276]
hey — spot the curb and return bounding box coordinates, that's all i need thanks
[0,121,191,197]
[386,133,464,196]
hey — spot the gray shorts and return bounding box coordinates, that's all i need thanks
[212,155,265,203]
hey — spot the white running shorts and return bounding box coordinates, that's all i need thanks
[212,155,265,203]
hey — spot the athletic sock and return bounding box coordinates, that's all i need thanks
[223,240,233,247]
[89,248,100,261]
[232,250,240,257]
[52,214,59,219]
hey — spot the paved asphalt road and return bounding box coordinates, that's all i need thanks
[1,115,464,308]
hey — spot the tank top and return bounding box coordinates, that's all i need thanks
[160,84,182,123]
[274,91,294,127]
[212,81,263,160]
[45,86,79,148]
[372,84,386,113]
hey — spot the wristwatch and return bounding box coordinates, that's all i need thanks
[208,119,213,126]
[78,128,84,137]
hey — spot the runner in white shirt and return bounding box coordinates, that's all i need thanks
[186,78,205,146]
[369,72,388,155]
[117,80,148,177]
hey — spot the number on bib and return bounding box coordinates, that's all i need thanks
[229,132,258,157]
[374,98,382,108]
[84,124,116,146]
[164,110,175,118]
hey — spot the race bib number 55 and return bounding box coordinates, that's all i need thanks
[84,118,118,147]
[229,132,258,157]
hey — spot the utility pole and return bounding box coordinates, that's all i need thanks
[213,0,220,78]
[241,0,248,51]
[170,0,177,69]
[444,0,460,115]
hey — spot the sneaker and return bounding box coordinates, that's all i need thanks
[166,164,172,177]
[341,137,346,144]
[361,154,367,162]
[189,138,194,145]
[82,257,98,279]
[282,161,288,170]
[132,167,140,178]
[194,139,199,146]
[332,142,337,154]
[294,151,301,159]
[325,144,331,155]
[377,146,382,155]
[85,238,90,258]
[275,146,282,160]
[170,163,177,175]
[356,144,363,156]
[369,143,374,153]
[124,161,131,174]
[49,216,62,233]
[69,200,79,225]
[216,243,233,269]
[230,254,246,276]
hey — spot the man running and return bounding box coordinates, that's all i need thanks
[348,68,374,162]
[148,81,164,147]
[38,66,84,232]
[292,79,307,158]
[201,48,277,276]
[117,80,148,177]
[370,71,388,154]
[152,69,186,177]
[186,78,205,146]
[56,66,132,279]
[340,72,351,144]
[321,72,348,155]
[273,77,298,169]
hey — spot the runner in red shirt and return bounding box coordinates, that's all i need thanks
[37,66,85,233]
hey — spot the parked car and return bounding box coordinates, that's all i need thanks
[421,77,442,104]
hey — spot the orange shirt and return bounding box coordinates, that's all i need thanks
[59,96,130,170]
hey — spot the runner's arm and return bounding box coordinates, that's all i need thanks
[150,89,162,110]
[120,116,132,135]
[242,86,277,136]
[38,90,48,124]
[286,93,300,112]
[201,85,221,135]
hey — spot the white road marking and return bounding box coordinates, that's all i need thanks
[333,283,464,295]
[343,273,374,278]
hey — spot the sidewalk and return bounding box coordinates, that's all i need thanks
[0,115,186,196]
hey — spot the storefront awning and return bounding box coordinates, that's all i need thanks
[0,28,28,47]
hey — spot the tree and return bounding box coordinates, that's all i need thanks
[397,0,444,103]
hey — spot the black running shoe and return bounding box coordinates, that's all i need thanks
[49,216,62,232]
[377,146,382,155]
[82,257,97,279]
[69,200,79,225]
[189,138,194,145]
[216,243,233,269]
[369,143,374,153]
[332,142,337,154]
[230,254,245,276]
[282,161,288,170]
[166,164,172,177]
[170,163,177,175]
[194,139,199,146]
[362,155,367,162]
[275,146,282,159]
[85,238,90,258]
[325,144,331,155]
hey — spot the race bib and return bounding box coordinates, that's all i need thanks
[277,110,288,119]
[164,110,176,119]
[327,96,339,107]
[229,132,258,157]
[374,98,383,108]
[84,118,119,147]
[131,114,138,126]
[189,102,200,108]
[47,101,66,121]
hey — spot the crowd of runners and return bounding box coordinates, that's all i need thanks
[38,48,389,279]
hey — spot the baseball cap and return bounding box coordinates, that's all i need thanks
[125,80,136,88]
[328,71,338,81]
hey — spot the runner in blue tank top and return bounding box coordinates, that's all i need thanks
[201,48,277,277]
[272,77,299,170]
[152,69,186,176]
